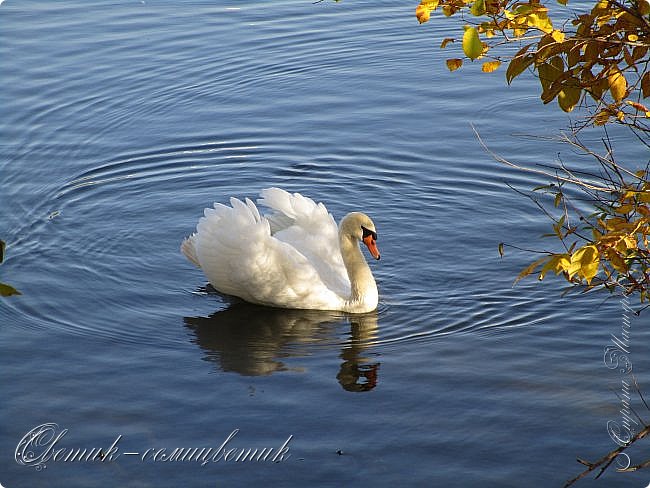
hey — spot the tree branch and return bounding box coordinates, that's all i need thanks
[471,125,617,192]
[563,424,650,487]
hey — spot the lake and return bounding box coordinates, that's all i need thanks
[1,1,649,487]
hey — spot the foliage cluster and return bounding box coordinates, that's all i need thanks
[416,0,650,302]
[416,0,650,119]
[511,138,650,302]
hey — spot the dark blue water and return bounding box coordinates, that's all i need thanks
[2,1,649,487]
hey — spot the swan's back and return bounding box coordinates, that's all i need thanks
[258,188,349,295]
[181,188,349,310]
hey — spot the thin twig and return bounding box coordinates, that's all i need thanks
[563,424,650,487]
[471,125,616,192]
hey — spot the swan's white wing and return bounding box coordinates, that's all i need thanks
[257,188,349,296]
[182,195,345,310]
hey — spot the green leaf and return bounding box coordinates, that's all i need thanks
[470,0,486,16]
[462,27,483,60]
[0,283,21,297]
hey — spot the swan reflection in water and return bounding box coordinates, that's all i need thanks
[183,301,380,392]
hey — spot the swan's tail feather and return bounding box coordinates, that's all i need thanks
[183,196,266,269]
[181,234,201,267]
[245,197,261,221]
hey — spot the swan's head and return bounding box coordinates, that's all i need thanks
[340,212,381,260]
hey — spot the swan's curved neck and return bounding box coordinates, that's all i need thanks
[339,234,378,312]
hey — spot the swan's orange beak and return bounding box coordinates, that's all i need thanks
[363,235,381,260]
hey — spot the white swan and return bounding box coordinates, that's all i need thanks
[181,188,380,313]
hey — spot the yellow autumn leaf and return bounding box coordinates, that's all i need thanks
[594,109,611,125]
[614,237,629,253]
[640,0,650,15]
[485,0,501,13]
[539,254,570,280]
[462,27,483,60]
[482,60,501,73]
[515,4,532,15]
[446,58,463,71]
[567,45,581,67]
[440,38,455,49]
[0,283,21,297]
[567,264,583,281]
[551,30,565,43]
[506,46,534,84]
[593,0,609,11]
[608,250,628,274]
[527,13,554,33]
[416,4,431,23]
[538,57,564,93]
[608,66,627,102]
[569,245,600,283]
[605,217,630,232]
[615,203,635,214]
[515,256,549,284]
[416,1,439,23]
[558,85,581,112]
[556,254,571,272]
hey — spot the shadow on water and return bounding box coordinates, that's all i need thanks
[183,299,381,392]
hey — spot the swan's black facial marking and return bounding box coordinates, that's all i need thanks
[361,225,380,260]
[361,226,377,241]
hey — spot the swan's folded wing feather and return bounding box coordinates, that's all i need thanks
[257,188,349,296]
[190,196,344,310]
[180,233,200,267]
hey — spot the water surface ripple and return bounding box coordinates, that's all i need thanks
[2,1,648,487]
